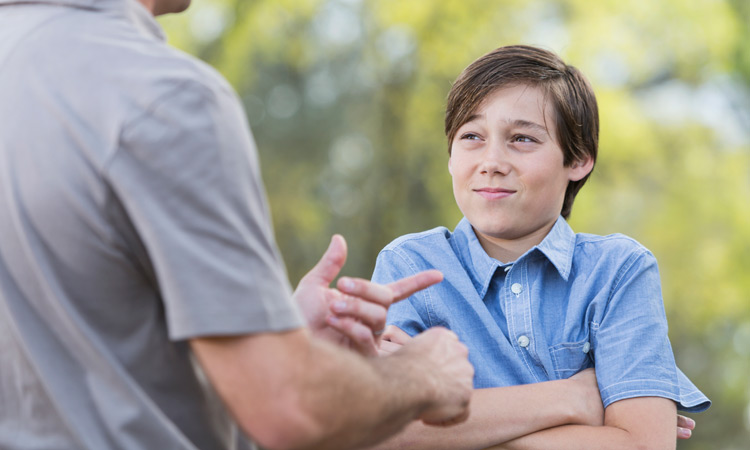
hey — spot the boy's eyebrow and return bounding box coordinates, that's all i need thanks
[462,115,550,137]
[508,119,549,135]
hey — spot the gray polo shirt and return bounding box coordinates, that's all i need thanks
[0,0,305,448]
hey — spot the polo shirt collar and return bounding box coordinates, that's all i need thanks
[0,0,166,42]
[454,215,575,297]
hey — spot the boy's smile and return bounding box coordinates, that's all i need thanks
[449,84,592,262]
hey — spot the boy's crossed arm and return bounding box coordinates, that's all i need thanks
[487,396,678,450]
[375,326,695,450]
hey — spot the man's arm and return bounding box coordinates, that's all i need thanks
[489,397,677,450]
[191,326,473,450]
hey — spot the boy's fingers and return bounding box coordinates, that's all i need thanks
[677,415,695,430]
[677,427,692,439]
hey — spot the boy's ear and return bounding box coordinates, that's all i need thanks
[568,157,594,182]
[448,157,453,176]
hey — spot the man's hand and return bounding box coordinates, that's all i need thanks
[293,235,443,356]
[395,327,474,426]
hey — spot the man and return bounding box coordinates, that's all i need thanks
[0,0,474,449]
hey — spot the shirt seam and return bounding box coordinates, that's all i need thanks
[100,79,212,177]
[0,5,79,77]
[601,378,681,390]
[607,247,649,302]
[602,388,681,406]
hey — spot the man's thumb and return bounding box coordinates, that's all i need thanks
[302,234,348,285]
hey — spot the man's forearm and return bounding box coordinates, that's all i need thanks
[288,337,436,450]
[366,377,600,450]
[192,328,471,450]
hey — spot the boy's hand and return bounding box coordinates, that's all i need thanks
[377,325,412,356]
[568,368,605,426]
[677,415,696,439]
[568,369,696,439]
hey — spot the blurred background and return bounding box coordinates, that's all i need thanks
[160,0,750,448]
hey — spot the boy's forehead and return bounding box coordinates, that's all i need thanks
[470,84,556,128]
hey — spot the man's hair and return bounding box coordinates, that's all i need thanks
[444,45,599,219]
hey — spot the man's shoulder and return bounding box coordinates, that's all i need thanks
[23,8,232,108]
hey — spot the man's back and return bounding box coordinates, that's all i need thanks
[0,1,299,448]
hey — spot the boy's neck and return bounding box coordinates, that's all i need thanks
[474,220,557,263]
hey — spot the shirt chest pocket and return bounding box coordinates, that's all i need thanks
[549,340,594,379]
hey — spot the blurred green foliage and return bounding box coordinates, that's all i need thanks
[160,0,750,447]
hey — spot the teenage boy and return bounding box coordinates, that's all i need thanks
[370,45,710,449]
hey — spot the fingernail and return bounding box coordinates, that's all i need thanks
[687,418,695,427]
[340,278,355,291]
[327,315,339,326]
[332,301,347,312]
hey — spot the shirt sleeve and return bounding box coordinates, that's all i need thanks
[372,248,430,337]
[106,80,304,340]
[591,249,710,412]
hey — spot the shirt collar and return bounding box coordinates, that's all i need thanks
[452,217,503,298]
[0,0,166,42]
[453,215,576,297]
[534,216,575,281]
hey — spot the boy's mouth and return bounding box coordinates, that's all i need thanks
[474,187,516,200]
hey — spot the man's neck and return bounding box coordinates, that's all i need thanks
[135,0,154,14]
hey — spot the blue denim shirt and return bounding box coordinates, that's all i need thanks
[374,217,710,412]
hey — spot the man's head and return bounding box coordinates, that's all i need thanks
[445,45,599,219]
[137,0,190,16]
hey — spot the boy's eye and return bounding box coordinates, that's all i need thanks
[513,135,536,143]
[461,133,481,141]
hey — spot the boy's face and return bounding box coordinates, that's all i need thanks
[449,84,592,257]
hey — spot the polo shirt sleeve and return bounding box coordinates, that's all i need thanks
[591,249,710,412]
[372,248,430,337]
[105,79,304,340]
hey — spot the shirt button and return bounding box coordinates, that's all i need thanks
[517,335,530,348]
[511,283,523,295]
[583,342,591,353]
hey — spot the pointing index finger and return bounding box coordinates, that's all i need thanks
[387,270,443,303]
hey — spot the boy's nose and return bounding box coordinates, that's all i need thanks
[479,145,512,175]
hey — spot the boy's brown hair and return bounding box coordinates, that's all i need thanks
[445,45,599,219]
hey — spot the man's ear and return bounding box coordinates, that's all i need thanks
[568,157,594,182]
